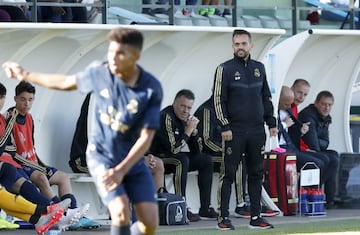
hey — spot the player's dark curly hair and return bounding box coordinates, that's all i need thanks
[107,27,143,51]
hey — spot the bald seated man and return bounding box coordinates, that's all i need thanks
[278,86,326,173]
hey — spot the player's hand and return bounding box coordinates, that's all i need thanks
[301,122,310,135]
[102,167,125,191]
[185,116,199,135]
[269,127,278,137]
[284,116,295,128]
[186,116,199,129]
[221,130,232,141]
[2,61,26,80]
[145,154,156,169]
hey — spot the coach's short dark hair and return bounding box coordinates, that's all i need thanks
[232,29,252,41]
[315,90,334,103]
[174,89,195,101]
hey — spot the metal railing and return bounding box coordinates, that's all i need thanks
[1,0,359,34]
[0,0,106,23]
[108,1,360,33]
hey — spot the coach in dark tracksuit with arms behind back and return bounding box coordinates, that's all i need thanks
[214,29,278,230]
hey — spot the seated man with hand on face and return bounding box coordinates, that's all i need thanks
[150,89,218,222]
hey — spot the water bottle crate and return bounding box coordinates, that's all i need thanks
[305,200,327,216]
[299,163,326,217]
[299,186,326,217]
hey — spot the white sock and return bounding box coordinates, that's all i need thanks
[237,202,246,207]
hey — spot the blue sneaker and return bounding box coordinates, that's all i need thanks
[13,220,34,229]
[68,217,101,230]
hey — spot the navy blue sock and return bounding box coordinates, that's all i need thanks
[111,224,130,235]
[34,205,47,215]
[60,194,77,209]
[29,215,40,224]
[20,181,51,206]
[51,195,60,204]
[131,204,137,223]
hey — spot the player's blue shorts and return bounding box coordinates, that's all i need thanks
[0,162,29,191]
[87,153,157,206]
[22,165,58,180]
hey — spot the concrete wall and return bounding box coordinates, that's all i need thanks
[0,23,283,173]
[0,24,284,218]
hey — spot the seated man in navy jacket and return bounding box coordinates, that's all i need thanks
[298,90,339,209]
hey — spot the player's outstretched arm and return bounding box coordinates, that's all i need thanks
[2,61,77,91]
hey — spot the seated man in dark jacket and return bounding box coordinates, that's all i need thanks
[150,89,218,222]
[298,90,339,209]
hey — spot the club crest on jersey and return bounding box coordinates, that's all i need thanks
[100,89,110,99]
[254,68,260,78]
[18,132,26,143]
[234,71,241,80]
[99,106,130,133]
[126,99,138,114]
[226,146,232,155]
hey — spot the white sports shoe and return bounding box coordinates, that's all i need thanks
[57,210,80,231]
[57,203,89,231]
[78,203,90,218]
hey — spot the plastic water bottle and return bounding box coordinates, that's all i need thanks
[299,187,308,215]
[316,188,325,213]
[46,230,61,235]
[307,188,315,214]
[312,189,320,213]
